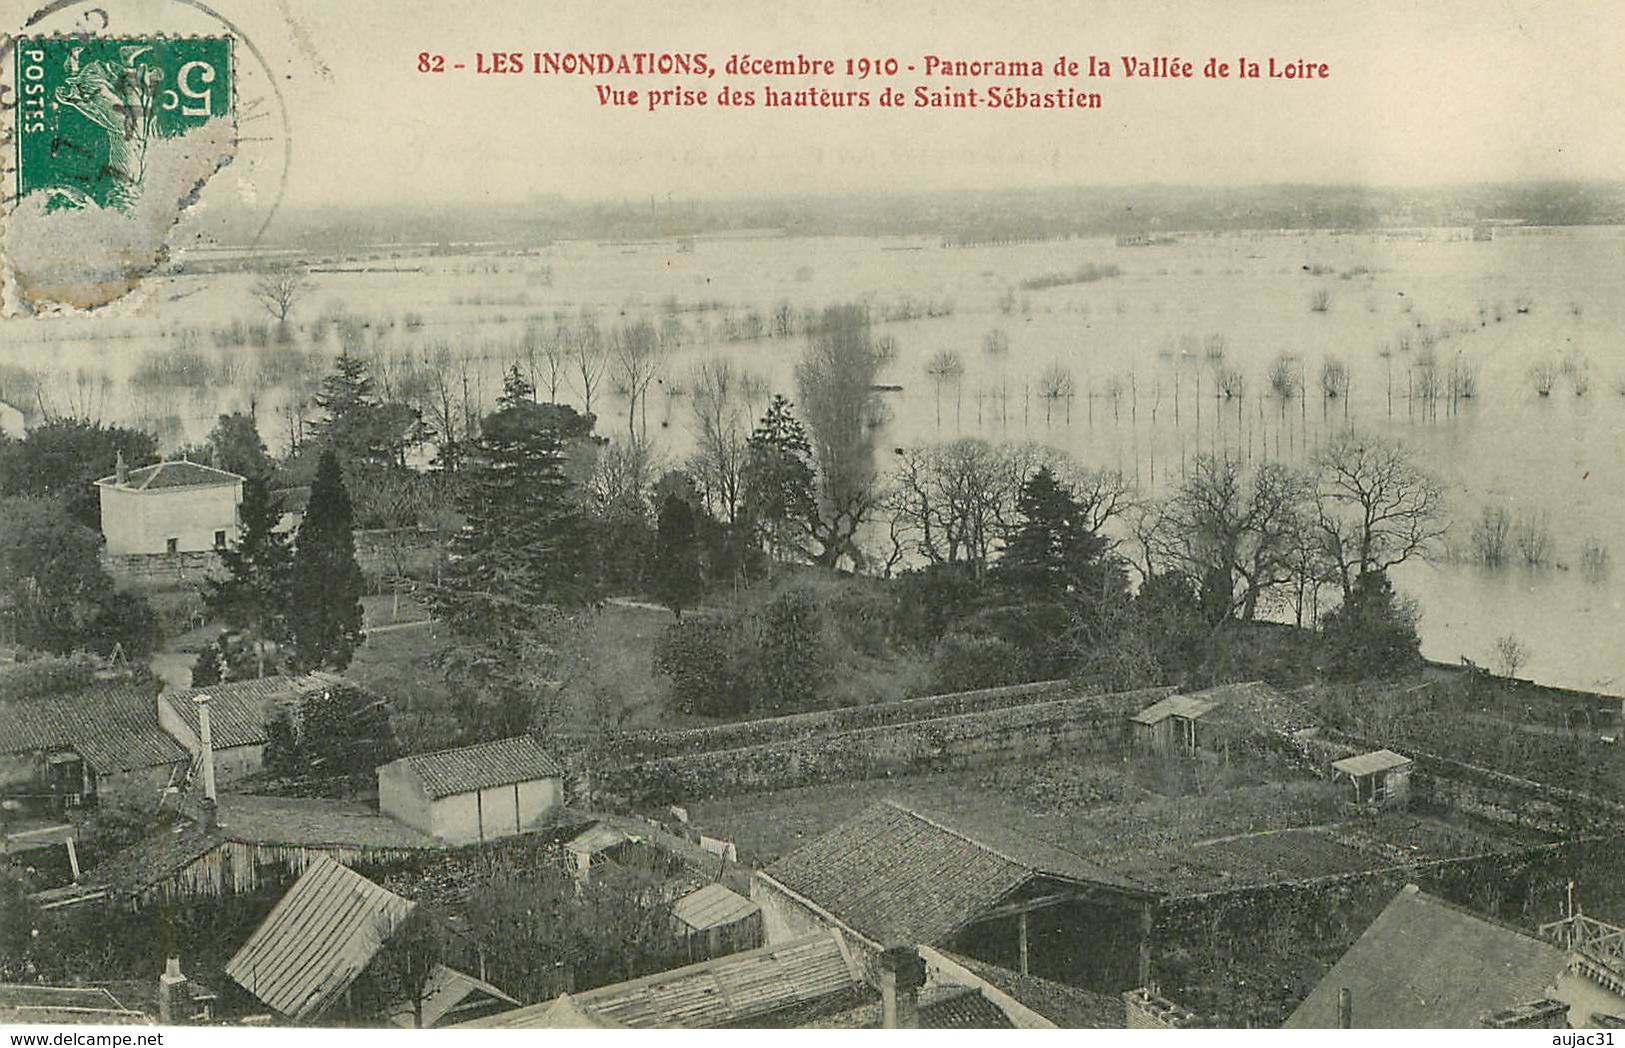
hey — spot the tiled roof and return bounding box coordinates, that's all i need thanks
[0,684,188,773]
[1284,884,1570,1029]
[939,952,1123,1028]
[459,932,865,1029]
[162,673,335,749]
[1331,748,1414,777]
[1192,681,1314,732]
[95,459,243,491]
[226,858,416,1021]
[672,883,760,932]
[762,800,1150,948]
[394,736,563,799]
[801,984,1018,1029]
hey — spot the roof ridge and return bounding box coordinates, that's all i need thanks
[404,733,541,762]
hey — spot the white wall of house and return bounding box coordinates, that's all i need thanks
[377,762,435,837]
[100,482,242,556]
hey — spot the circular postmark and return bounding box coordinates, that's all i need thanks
[1,0,297,311]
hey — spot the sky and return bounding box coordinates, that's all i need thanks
[8,0,1625,208]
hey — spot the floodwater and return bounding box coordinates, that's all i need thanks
[5,226,1624,690]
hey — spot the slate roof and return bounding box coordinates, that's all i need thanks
[459,932,865,1028]
[393,735,564,799]
[762,800,1151,948]
[0,684,189,773]
[1332,749,1415,777]
[162,673,337,749]
[225,857,416,1021]
[95,460,243,491]
[1284,884,1571,1029]
[672,883,761,933]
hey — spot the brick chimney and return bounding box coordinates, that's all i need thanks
[879,945,925,1029]
[158,956,188,1024]
[115,449,128,485]
[195,694,218,831]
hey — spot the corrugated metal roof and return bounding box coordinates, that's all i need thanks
[95,460,243,490]
[225,857,415,1020]
[673,883,761,932]
[1284,885,1569,1028]
[392,735,563,799]
[1129,693,1220,725]
[0,684,188,773]
[1331,749,1414,777]
[162,674,333,749]
[459,932,864,1029]
[763,800,1149,948]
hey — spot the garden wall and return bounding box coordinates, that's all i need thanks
[597,686,1170,804]
[585,679,1167,764]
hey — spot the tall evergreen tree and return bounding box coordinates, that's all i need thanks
[741,395,815,568]
[652,493,702,621]
[287,449,366,672]
[995,467,1108,597]
[427,368,598,739]
[203,477,292,678]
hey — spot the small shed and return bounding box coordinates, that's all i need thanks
[387,964,519,1028]
[672,882,764,961]
[564,822,640,881]
[1129,693,1222,754]
[1331,749,1414,810]
[377,736,564,844]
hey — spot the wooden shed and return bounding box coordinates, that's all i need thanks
[1331,749,1414,811]
[1128,693,1221,754]
[672,883,764,962]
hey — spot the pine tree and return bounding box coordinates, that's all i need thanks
[652,493,702,621]
[205,477,292,678]
[287,449,366,672]
[428,367,598,738]
[741,395,815,568]
[996,467,1107,596]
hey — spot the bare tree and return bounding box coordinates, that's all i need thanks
[886,439,1022,577]
[250,263,311,325]
[570,313,607,418]
[796,304,887,569]
[1493,633,1531,679]
[924,349,965,426]
[610,319,664,439]
[688,357,757,524]
[1313,431,1446,597]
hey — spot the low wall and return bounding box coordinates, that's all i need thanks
[599,686,1169,804]
[585,679,1163,764]
[101,551,224,589]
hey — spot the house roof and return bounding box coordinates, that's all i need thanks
[1331,749,1414,777]
[0,984,149,1025]
[391,735,564,799]
[95,459,243,491]
[801,984,1019,1029]
[937,952,1123,1028]
[762,800,1150,948]
[1129,692,1221,726]
[1283,884,1571,1029]
[459,932,865,1029]
[1193,681,1313,732]
[162,673,335,749]
[225,857,416,1021]
[387,964,518,1029]
[0,684,189,773]
[672,883,761,933]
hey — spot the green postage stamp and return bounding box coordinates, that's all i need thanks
[14,36,233,213]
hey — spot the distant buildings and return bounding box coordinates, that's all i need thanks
[94,455,244,556]
[376,736,565,844]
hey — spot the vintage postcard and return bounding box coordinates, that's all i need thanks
[1,0,1623,1037]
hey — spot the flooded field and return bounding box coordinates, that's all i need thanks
[5,225,1624,689]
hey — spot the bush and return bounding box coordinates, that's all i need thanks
[755,586,832,714]
[929,631,1026,693]
[653,619,752,717]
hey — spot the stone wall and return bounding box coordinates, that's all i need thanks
[597,686,1169,805]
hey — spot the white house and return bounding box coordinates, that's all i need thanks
[94,454,244,556]
[376,736,564,844]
